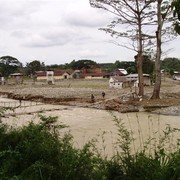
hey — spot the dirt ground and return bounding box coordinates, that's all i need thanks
[0,77,180,113]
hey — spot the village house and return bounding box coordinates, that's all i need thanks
[109,73,151,89]
[35,70,71,81]
[9,73,23,84]
[53,70,71,80]
[84,72,109,79]
[35,71,46,81]
[109,76,135,89]
[83,67,110,79]
[35,67,110,81]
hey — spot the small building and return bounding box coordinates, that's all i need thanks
[109,76,134,89]
[53,70,71,80]
[81,67,110,79]
[9,73,23,84]
[35,70,71,81]
[35,71,46,81]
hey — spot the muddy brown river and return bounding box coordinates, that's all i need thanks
[1,97,179,157]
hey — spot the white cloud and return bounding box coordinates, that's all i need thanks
[23,28,77,47]
[64,1,109,28]
[0,0,179,65]
[76,49,106,59]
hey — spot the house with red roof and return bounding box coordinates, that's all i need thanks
[35,70,71,81]
[82,67,110,79]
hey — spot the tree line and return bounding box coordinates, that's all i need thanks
[0,55,179,77]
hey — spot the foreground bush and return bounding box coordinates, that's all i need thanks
[0,115,105,179]
[0,114,179,179]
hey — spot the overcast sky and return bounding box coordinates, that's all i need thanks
[0,0,179,65]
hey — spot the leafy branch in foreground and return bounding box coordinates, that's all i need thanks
[0,114,103,179]
[106,113,180,180]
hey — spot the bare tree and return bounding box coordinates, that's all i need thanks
[90,0,156,97]
[151,0,174,99]
[90,0,177,99]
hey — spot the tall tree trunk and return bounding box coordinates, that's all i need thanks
[137,8,144,97]
[151,0,162,99]
[137,53,144,97]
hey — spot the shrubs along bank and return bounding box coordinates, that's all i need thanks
[0,113,179,179]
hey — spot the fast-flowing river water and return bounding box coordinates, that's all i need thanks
[1,97,179,157]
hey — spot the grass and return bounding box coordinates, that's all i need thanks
[0,110,179,179]
[55,79,109,89]
[23,79,110,89]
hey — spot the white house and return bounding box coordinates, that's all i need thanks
[109,76,134,89]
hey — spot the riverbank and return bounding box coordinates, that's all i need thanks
[0,78,180,115]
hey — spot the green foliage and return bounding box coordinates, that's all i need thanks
[68,59,97,70]
[0,56,22,77]
[172,0,180,34]
[114,61,136,74]
[25,60,45,75]
[162,57,180,73]
[134,55,155,75]
[114,57,154,75]
[46,64,64,70]
[106,150,180,180]
[0,113,179,179]
[142,56,154,75]
[0,115,103,179]
[105,115,180,180]
[0,56,22,67]
[114,61,135,70]
[98,63,115,73]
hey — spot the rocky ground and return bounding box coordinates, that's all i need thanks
[0,78,180,115]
